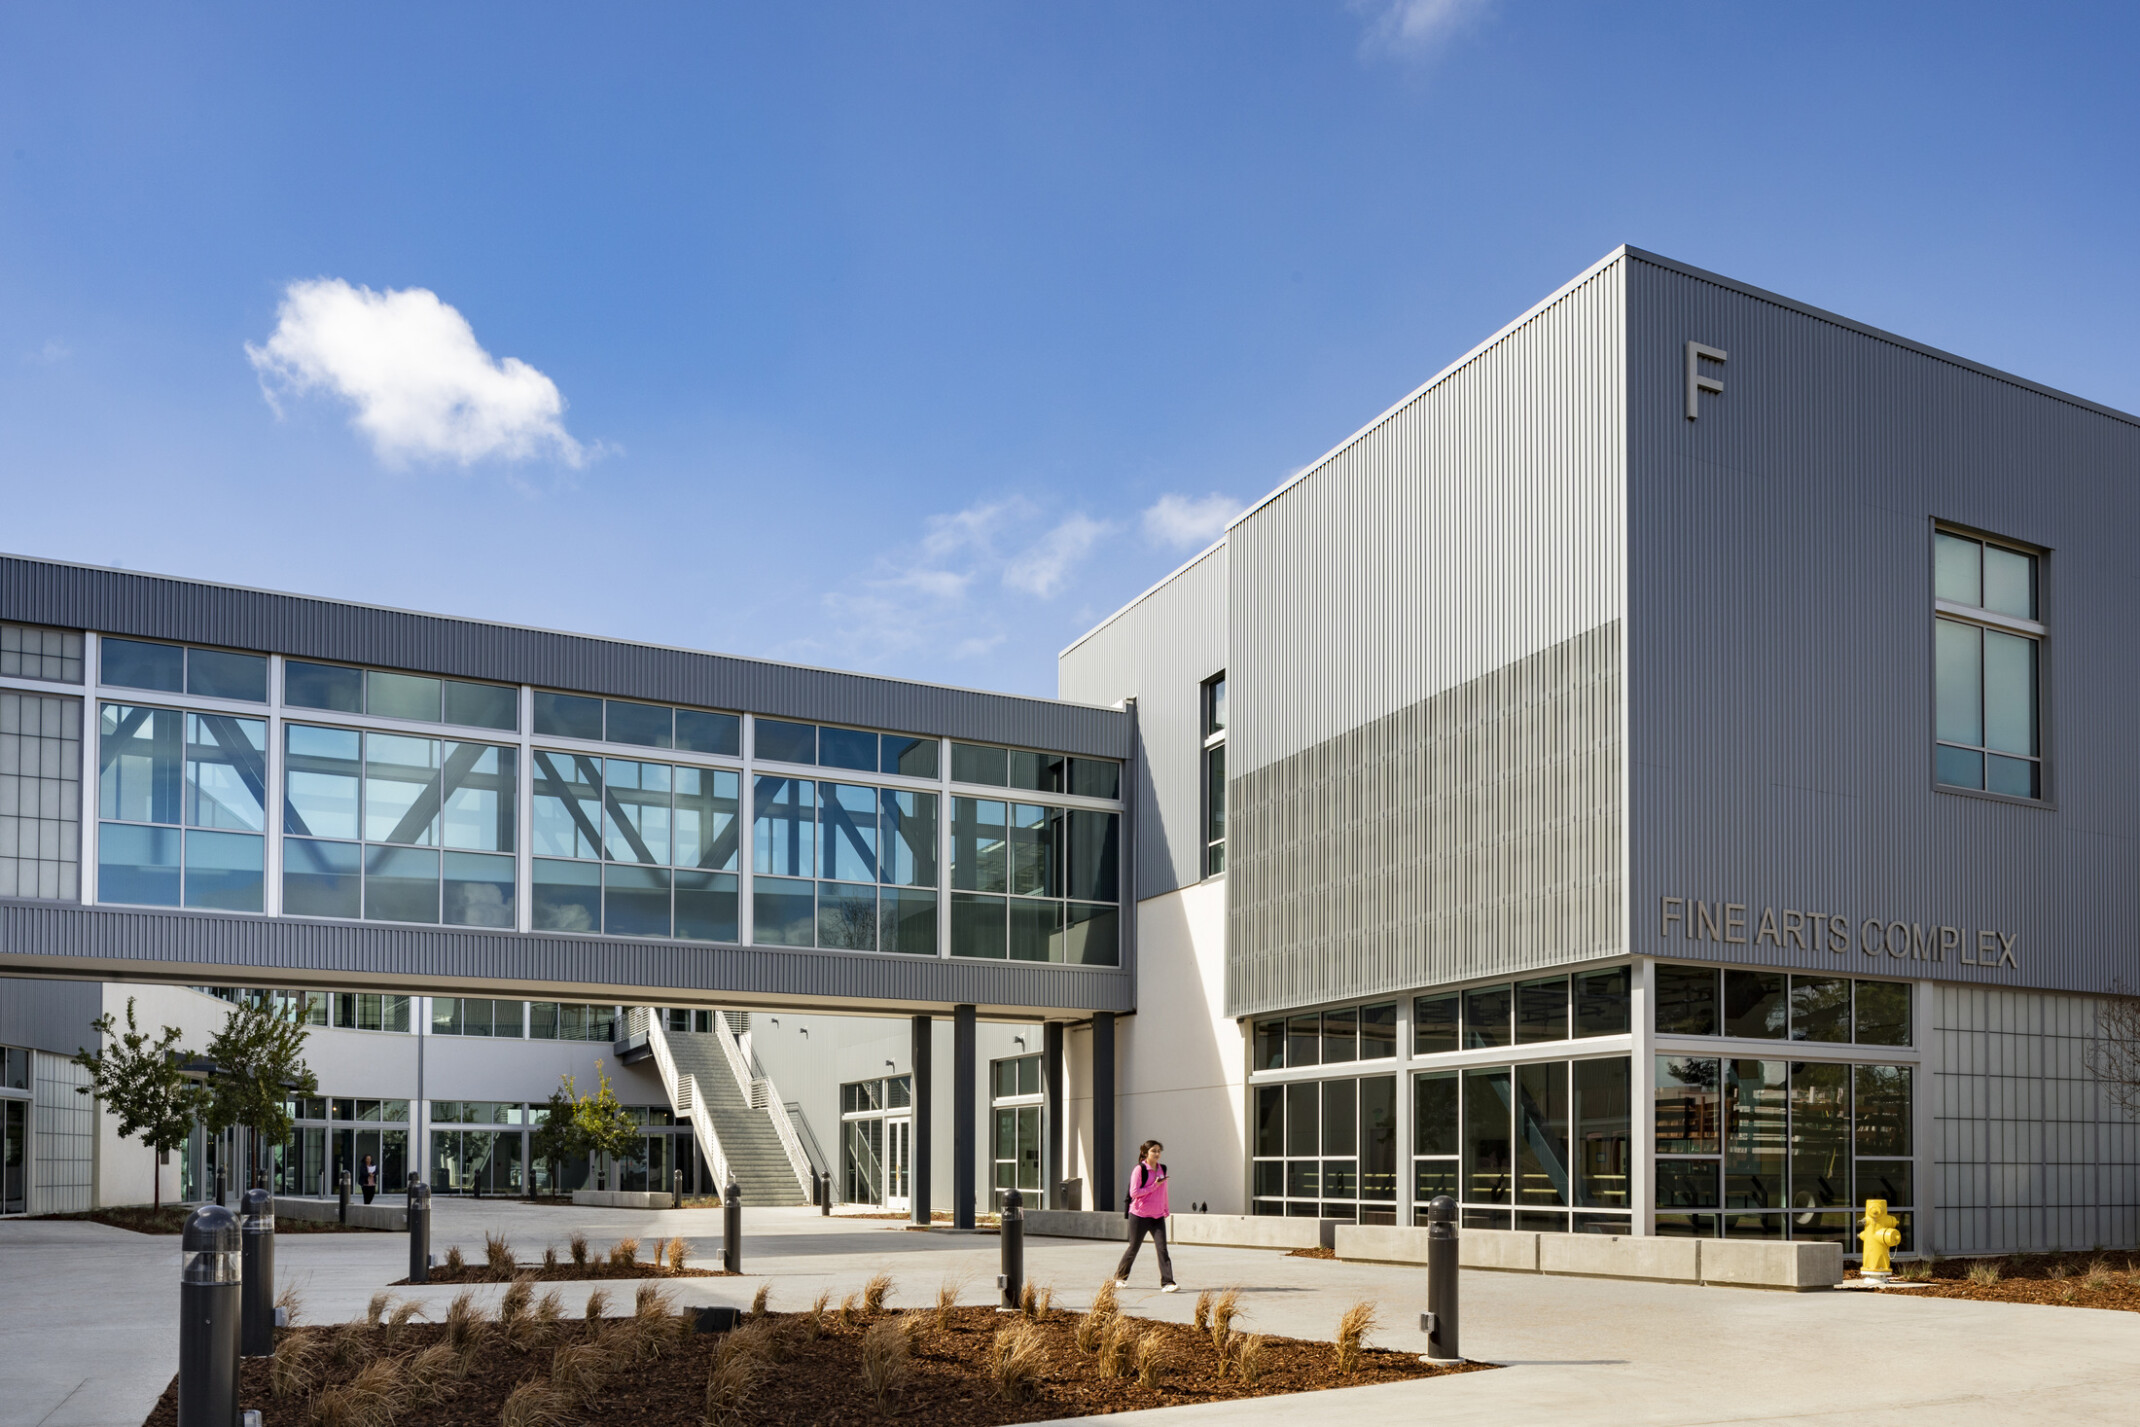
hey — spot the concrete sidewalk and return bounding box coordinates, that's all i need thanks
[4,1202,2136,1427]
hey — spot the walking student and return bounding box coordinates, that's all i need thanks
[359,1153,378,1205]
[1113,1140,1178,1292]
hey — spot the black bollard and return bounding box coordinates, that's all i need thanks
[337,1170,350,1224]
[722,1180,742,1273]
[819,1170,832,1216]
[178,1204,241,1427]
[407,1179,431,1284]
[811,1169,823,1209]
[997,1187,1025,1310]
[214,1168,226,1208]
[673,1168,684,1208]
[1421,1194,1460,1363]
[240,1188,276,1357]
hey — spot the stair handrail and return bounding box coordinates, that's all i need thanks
[646,1012,730,1195]
[784,1100,832,1178]
[712,1010,816,1200]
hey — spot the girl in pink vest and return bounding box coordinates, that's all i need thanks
[1113,1140,1179,1291]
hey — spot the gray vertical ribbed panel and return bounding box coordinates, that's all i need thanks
[1058,544,1228,898]
[0,557,1130,758]
[1623,253,2140,998]
[1225,260,1628,1018]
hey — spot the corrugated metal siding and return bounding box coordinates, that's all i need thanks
[1226,261,1628,1018]
[0,902,1134,1017]
[1624,255,2140,997]
[0,558,1130,758]
[0,975,99,1056]
[1058,543,1228,898]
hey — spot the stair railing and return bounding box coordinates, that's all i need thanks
[712,1010,816,1200]
[646,1012,730,1195]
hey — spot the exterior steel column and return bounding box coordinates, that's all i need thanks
[911,1014,933,1226]
[952,1004,977,1230]
[1093,1011,1117,1212]
[1042,1021,1064,1210]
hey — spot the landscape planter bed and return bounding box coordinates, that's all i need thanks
[394,1262,738,1285]
[1867,1251,2140,1312]
[138,1294,1485,1426]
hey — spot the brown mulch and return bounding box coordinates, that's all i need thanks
[139,1303,1489,1426]
[1286,1246,1338,1260]
[1867,1250,2140,1312]
[32,1206,379,1235]
[391,1260,737,1286]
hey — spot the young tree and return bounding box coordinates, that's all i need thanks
[529,1077,582,1196]
[203,998,319,1188]
[576,1061,645,1190]
[72,998,210,1210]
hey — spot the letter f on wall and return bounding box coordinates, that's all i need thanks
[1686,341,1727,419]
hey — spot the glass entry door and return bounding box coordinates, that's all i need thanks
[885,1116,911,1212]
[2,1100,25,1214]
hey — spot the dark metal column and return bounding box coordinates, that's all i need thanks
[1093,1011,1117,1212]
[1042,1021,1064,1209]
[952,1004,977,1230]
[910,1014,933,1227]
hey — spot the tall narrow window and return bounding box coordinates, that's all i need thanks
[1933,529,2043,799]
[1201,673,1226,877]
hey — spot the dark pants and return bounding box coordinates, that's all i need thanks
[1114,1214,1174,1285]
[361,1182,376,1205]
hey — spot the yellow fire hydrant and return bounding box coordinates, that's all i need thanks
[1859,1198,1902,1279]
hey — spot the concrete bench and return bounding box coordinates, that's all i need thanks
[571,1189,676,1210]
[272,1196,406,1231]
[1332,1224,1841,1291]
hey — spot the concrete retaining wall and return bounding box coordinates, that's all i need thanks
[1171,1214,1337,1251]
[1024,1209,1130,1241]
[572,1189,675,1210]
[1332,1225,1842,1291]
[273,1196,405,1231]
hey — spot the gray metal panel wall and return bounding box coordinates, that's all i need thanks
[1058,543,1228,898]
[1623,254,2140,997]
[0,902,1134,1019]
[0,556,1130,758]
[1226,259,1628,1018]
[0,974,100,1056]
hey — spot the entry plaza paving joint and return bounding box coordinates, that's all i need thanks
[6,1201,2140,1427]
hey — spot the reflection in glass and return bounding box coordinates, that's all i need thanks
[818,727,876,771]
[1414,993,1459,1054]
[1064,902,1117,965]
[880,790,936,886]
[949,892,1005,958]
[532,692,603,741]
[1360,1002,1397,1058]
[1414,1159,1458,1202]
[1008,750,1066,793]
[183,829,262,911]
[1007,804,1057,897]
[1464,985,1512,1049]
[675,709,740,757]
[675,870,739,942]
[1287,1015,1320,1069]
[443,680,517,731]
[951,797,1006,892]
[754,875,815,946]
[1655,1056,1721,1154]
[101,638,183,692]
[367,671,441,722]
[186,649,268,703]
[1855,980,1911,1045]
[605,864,672,937]
[283,725,360,839]
[950,743,1008,785]
[1573,967,1631,1036]
[97,823,180,905]
[1463,1068,1512,1204]
[877,886,935,954]
[818,880,877,950]
[1789,977,1851,1042]
[1854,1064,1911,1156]
[1724,1060,1787,1210]
[185,715,268,831]
[101,704,184,826]
[1255,1020,1285,1072]
[1071,758,1121,799]
[605,701,672,749]
[1655,964,1718,1035]
[1323,1005,1358,1064]
[1065,810,1119,902]
[675,767,740,870]
[1789,1061,1851,1212]
[756,719,816,765]
[284,837,361,918]
[1008,897,1058,962]
[532,858,601,932]
[1654,1159,1720,1210]
[285,662,363,713]
[752,777,815,877]
[882,735,937,777]
[1573,1058,1630,1208]
[1723,970,1787,1038]
[819,783,879,882]
[1285,1081,1317,1158]
[443,851,515,927]
[365,735,440,845]
[603,760,671,864]
[1516,1062,1569,1206]
[1517,976,1569,1043]
[364,845,439,923]
[1414,1070,1458,1156]
[1255,1085,1284,1157]
[1322,1079,1357,1156]
[440,743,516,852]
[1856,1159,1912,1208]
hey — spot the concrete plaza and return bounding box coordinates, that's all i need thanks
[3,1202,2136,1427]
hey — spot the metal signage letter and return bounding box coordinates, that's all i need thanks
[1686,341,1726,419]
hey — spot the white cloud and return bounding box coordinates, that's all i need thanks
[246,278,584,467]
[26,338,72,366]
[1005,514,1108,597]
[1141,492,1242,550]
[1349,0,1495,56]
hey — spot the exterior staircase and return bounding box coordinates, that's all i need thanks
[637,1011,813,1207]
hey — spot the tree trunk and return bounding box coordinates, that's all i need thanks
[151,1144,160,1212]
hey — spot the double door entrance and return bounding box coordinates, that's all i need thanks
[841,1113,912,1212]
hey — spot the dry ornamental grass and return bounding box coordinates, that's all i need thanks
[568,1233,590,1267]
[750,1282,771,1317]
[1334,1301,1379,1375]
[864,1273,895,1314]
[989,1323,1046,1402]
[860,1318,913,1412]
[668,1237,690,1273]
[1206,1289,1241,1355]
[1097,1316,1139,1380]
[485,1232,515,1276]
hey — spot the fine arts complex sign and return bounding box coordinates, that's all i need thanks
[1658,896,2019,970]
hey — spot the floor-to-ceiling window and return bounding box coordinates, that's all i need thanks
[990,1055,1043,1209]
[839,1075,911,1207]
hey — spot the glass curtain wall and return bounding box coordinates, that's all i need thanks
[949,800,1118,964]
[99,705,268,910]
[753,779,937,953]
[533,752,739,940]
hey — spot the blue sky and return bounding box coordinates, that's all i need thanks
[4,2,2134,698]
